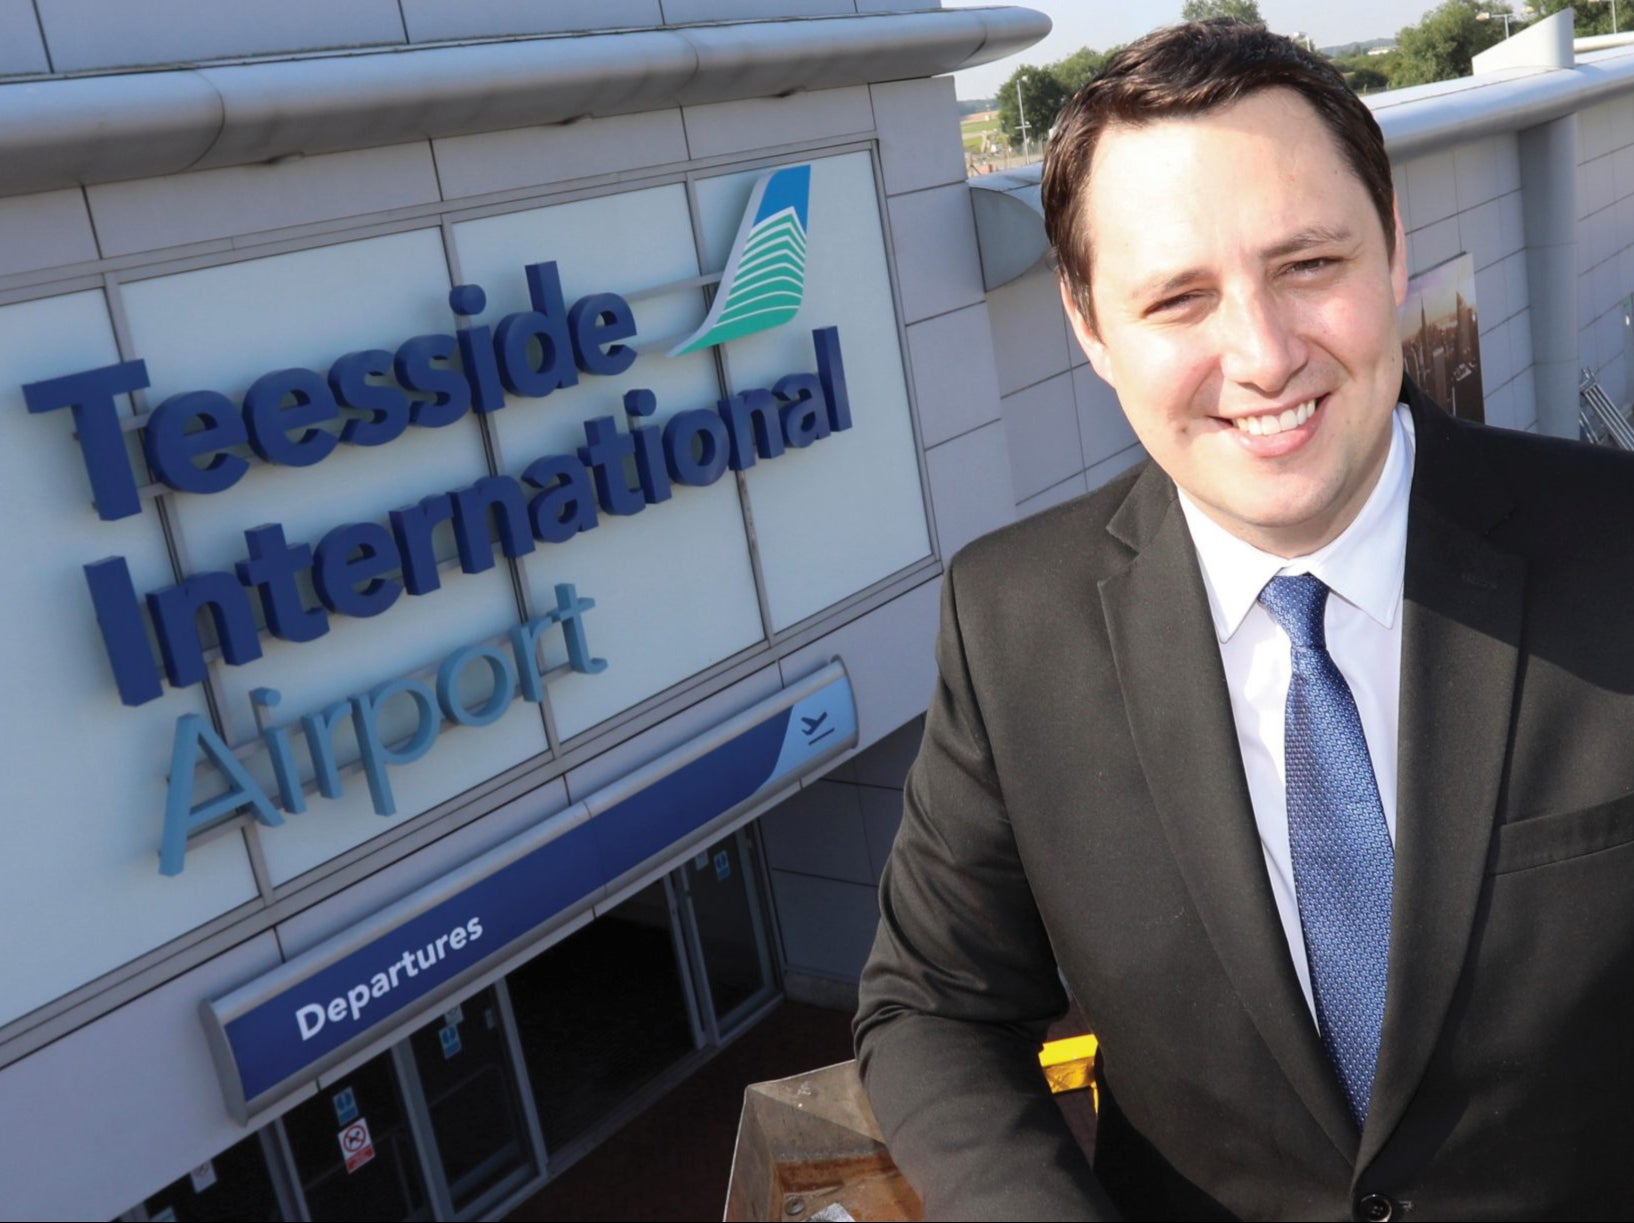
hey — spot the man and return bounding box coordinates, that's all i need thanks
[855,20,1634,1221]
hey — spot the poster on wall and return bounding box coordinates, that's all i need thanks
[1400,251,1484,423]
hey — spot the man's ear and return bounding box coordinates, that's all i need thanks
[1058,276,1115,389]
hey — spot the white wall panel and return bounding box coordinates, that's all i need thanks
[682,86,874,161]
[35,0,404,72]
[1074,363,1137,469]
[1001,371,1081,502]
[0,0,47,75]
[0,188,99,277]
[454,185,764,741]
[663,0,855,23]
[885,180,985,324]
[87,145,441,257]
[1017,472,1089,517]
[770,869,882,979]
[697,152,931,631]
[401,0,661,41]
[871,77,967,197]
[434,110,689,201]
[120,230,548,885]
[905,303,1003,448]
[923,417,1014,557]
[0,932,283,1221]
[985,262,1074,397]
[760,780,873,885]
[1401,151,1460,231]
[0,290,260,1026]
[778,578,940,755]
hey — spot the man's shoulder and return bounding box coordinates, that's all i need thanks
[948,457,1153,595]
[1432,413,1634,560]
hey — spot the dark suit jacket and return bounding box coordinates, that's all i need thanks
[855,385,1634,1220]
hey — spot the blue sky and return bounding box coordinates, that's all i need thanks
[944,0,1453,98]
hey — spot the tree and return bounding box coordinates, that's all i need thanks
[1180,0,1264,22]
[1535,0,1620,37]
[1333,52,1395,93]
[997,64,1069,151]
[1052,46,1114,95]
[1391,0,1509,88]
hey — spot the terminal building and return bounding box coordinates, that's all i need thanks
[0,5,1631,1220]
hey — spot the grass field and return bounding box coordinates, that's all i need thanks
[961,110,999,153]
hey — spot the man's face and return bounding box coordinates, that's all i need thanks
[1064,87,1408,558]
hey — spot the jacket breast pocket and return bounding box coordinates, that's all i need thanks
[1490,789,1634,875]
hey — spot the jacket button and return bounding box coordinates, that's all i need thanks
[1356,1193,1395,1222]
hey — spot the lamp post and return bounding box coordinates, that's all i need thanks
[1476,6,1536,37]
[1015,79,1031,163]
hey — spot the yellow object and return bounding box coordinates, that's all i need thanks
[1038,1033,1099,1105]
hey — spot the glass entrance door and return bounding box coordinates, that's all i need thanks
[281,1051,431,1221]
[505,879,701,1156]
[402,986,538,1217]
[680,827,777,1033]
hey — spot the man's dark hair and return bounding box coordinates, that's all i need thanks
[1042,20,1396,331]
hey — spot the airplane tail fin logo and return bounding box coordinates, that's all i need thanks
[669,164,811,356]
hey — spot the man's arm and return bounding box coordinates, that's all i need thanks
[854,559,1120,1221]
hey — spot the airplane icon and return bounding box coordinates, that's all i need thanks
[801,711,834,745]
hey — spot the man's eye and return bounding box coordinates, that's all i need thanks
[1150,292,1201,314]
[1288,257,1336,275]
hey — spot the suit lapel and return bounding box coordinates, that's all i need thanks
[1357,394,1524,1170]
[1098,463,1359,1164]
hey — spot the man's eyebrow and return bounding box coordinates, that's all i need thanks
[1260,225,1354,260]
[1133,266,1207,303]
[1128,227,1359,304]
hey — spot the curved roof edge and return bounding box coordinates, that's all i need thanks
[0,6,1050,199]
[969,45,1634,291]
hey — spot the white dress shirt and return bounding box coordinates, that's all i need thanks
[1176,405,1415,1019]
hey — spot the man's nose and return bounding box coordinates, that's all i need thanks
[1217,291,1306,394]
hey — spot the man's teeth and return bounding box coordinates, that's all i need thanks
[1235,400,1316,436]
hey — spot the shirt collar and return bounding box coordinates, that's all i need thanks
[1178,404,1416,642]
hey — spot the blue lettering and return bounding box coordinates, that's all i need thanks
[437,644,516,727]
[84,556,163,706]
[577,416,645,516]
[145,389,249,494]
[147,569,263,689]
[494,262,578,397]
[522,454,598,544]
[450,285,506,414]
[329,349,409,447]
[160,712,283,876]
[813,326,852,432]
[237,524,327,643]
[350,678,439,816]
[774,372,829,448]
[568,292,638,376]
[451,476,535,574]
[312,522,402,618]
[719,388,784,471]
[662,408,730,487]
[623,389,671,504]
[395,334,470,428]
[389,493,454,596]
[23,360,150,520]
[244,367,340,467]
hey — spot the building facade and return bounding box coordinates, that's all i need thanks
[2,6,1634,1220]
[0,5,1042,1219]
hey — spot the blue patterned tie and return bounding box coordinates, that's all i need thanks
[1258,574,1394,1129]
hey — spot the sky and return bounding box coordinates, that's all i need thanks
[943,0,1450,99]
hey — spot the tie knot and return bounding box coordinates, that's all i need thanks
[1259,573,1329,649]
